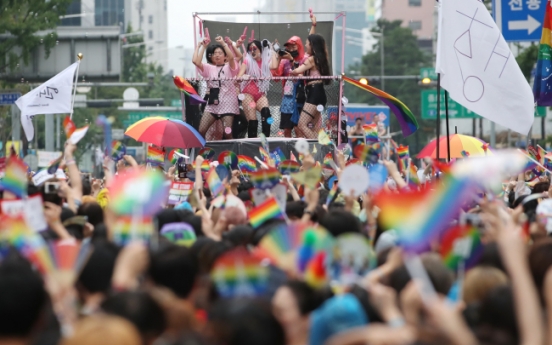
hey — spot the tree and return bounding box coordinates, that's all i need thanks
[515,43,538,82]
[121,24,148,82]
[346,19,433,153]
[0,0,73,72]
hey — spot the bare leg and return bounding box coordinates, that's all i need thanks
[298,103,319,139]
[284,129,292,138]
[199,112,216,138]
[221,116,234,140]
[243,94,257,121]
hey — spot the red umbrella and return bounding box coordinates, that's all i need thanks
[125,117,206,149]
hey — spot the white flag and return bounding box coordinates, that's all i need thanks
[15,62,79,141]
[436,0,534,135]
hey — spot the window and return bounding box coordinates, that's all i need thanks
[148,30,153,39]
[409,0,421,6]
[408,20,422,31]
[148,15,153,24]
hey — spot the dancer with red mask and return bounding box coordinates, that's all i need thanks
[270,14,317,138]
[238,39,273,138]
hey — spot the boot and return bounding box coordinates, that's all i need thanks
[248,120,259,138]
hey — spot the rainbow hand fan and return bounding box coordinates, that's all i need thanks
[440,224,483,271]
[254,223,334,272]
[250,168,281,189]
[169,149,185,164]
[199,147,215,161]
[218,151,238,170]
[211,248,269,298]
[109,168,170,216]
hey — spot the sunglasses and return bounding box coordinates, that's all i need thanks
[249,46,258,52]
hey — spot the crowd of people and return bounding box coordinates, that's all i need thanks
[189,15,332,140]
[1,134,552,345]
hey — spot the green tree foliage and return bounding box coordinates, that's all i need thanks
[515,43,538,82]
[0,0,73,72]
[121,24,148,82]
[346,19,434,153]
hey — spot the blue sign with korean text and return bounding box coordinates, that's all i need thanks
[0,93,21,105]
[493,0,547,41]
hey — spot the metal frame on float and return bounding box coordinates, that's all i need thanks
[191,11,347,145]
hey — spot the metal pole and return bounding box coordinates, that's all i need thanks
[479,118,483,138]
[472,119,475,137]
[436,73,441,161]
[11,105,20,142]
[193,14,198,78]
[381,28,384,91]
[341,13,346,74]
[338,76,344,146]
[45,114,54,151]
[445,90,450,162]
[542,116,545,144]
[490,122,496,147]
[56,114,60,150]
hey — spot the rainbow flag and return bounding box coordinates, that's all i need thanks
[111,216,154,246]
[325,183,339,206]
[0,215,55,275]
[376,175,476,253]
[440,224,483,271]
[407,163,420,189]
[47,154,63,174]
[238,155,257,175]
[112,141,126,160]
[363,124,380,143]
[323,153,335,170]
[534,1,552,106]
[248,197,283,228]
[538,145,548,165]
[207,167,225,197]
[147,146,164,166]
[397,158,406,173]
[250,168,281,189]
[344,75,418,136]
[259,147,274,166]
[396,145,409,159]
[1,157,28,197]
[279,160,300,175]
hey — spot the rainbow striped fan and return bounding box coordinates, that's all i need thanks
[211,247,269,298]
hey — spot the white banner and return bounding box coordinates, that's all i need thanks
[1,195,48,232]
[436,0,534,134]
[37,151,63,167]
[15,62,79,141]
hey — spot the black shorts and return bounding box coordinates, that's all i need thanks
[279,113,295,129]
[210,113,234,120]
[305,83,327,107]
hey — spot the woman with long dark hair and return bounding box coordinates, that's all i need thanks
[291,34,331,139]
[192,36,239,140]
[237,39,273,138]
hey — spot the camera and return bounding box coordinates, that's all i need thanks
[45,182,60,194]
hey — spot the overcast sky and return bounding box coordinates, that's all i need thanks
[167,0,263,49]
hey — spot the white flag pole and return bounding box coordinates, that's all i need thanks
[70,53,83,119]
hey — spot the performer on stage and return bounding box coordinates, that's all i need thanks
[193,36,239,140]
[238,39,273,138]
[291,34,330,139]
[270,15,317,138]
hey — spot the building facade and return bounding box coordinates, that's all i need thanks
[381,0,434,51]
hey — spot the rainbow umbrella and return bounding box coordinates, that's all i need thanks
[125,117,205,149]
[417,134,492,159]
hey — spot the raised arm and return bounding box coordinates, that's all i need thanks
[215,36,236,70]
[193,42,206,71]
[237,62,247,78]
[290,56,313,75]
[309,15,317,35]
